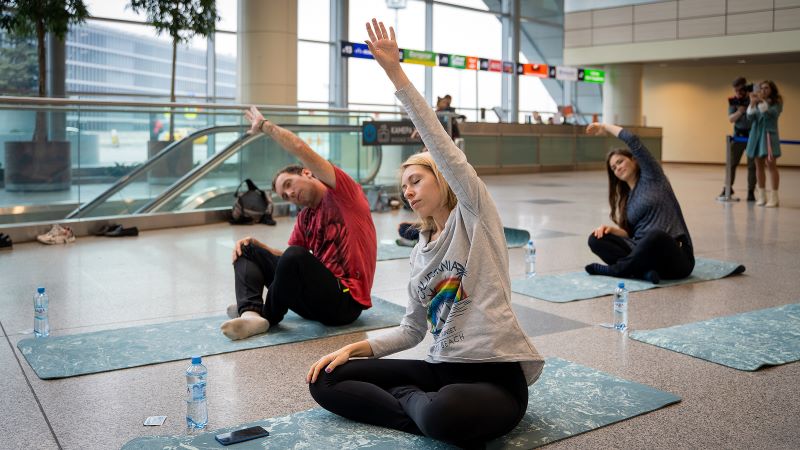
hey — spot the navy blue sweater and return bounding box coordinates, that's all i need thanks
[620,129,692,248]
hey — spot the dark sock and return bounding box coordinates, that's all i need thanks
[585,263,613,276]
[643,270,660,284]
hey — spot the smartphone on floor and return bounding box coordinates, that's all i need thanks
[214,425,269,446]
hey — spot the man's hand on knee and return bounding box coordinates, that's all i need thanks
[232,236,264,262]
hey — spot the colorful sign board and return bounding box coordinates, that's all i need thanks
[340,41,602,83]
[579,68,605,83]
[403,49,436,66]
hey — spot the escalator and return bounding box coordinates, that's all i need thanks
[66,123,383,220]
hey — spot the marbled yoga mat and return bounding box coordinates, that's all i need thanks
[629,303,800,371]
[17,297,403,380]
[378,227,531,261]
[121,357,680,450]
[511,258,745,302]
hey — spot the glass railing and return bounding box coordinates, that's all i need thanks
[0,97,399,225]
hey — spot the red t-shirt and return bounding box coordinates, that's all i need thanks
[288,166,376,308]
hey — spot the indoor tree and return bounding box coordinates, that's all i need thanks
[129,0,218,142]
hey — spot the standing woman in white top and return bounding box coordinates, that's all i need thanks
[306,19,544,447]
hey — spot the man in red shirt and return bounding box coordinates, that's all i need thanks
[221,106,377,340]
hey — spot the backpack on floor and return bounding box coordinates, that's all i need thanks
[230,179,276,225]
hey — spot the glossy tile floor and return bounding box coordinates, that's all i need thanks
[1,164,798,449]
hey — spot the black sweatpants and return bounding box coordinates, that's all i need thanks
[309,359,529,448]
[588,230,694,280]
[233,244,363,326]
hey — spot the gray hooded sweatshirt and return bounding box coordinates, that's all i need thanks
[368,84,545,385]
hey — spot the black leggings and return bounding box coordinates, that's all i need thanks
[233,244,363,326]
[309,359,529,448]
[588,230,695,280]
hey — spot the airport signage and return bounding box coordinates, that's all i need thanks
[361,120,422,146]
[340,41,602,83]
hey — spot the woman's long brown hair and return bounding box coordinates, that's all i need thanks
[606,148,639,235]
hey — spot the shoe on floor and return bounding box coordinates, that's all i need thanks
[37,224,76,245]
[717,187,733,199]
[0,233,12,249]
[105,225,139,237]
[92,223,120,236]
[746,189,755,202]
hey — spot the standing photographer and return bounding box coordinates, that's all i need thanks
[720,77,756,201]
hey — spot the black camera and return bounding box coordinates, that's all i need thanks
[729,83,753,107]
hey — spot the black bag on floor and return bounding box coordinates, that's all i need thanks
[230,179,276,225]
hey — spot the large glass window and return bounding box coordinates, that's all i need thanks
[348,0,426,50]
[298,0,330,41]
[298,41,330,104]
[431,3,503,120]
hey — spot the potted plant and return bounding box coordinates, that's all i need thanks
[0,0,89,191]
[129,0,217,183]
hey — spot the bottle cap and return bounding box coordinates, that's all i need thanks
[618,282,625,288]
[37,287,45,294]
[191,356,202,364]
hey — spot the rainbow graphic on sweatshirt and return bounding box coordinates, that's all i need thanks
[428,277,468,336]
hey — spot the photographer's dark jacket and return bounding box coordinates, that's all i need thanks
[728,98,752,136]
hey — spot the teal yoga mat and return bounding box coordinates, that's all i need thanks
[629,303,800,371]
[121,357,679,450]
[17,297,403,380]
[378,227,531,260]
[512,258,745,302]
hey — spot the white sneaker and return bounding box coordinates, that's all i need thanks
[37,224,76,245]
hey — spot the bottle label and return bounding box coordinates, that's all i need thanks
[187,381,206,401]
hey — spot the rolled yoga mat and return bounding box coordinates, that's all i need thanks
[378,227,531,260]
[511,258,745,303]
[121,357,680,450]
[629,303,800,371]
[17,296,404,380]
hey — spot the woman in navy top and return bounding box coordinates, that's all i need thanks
[584,123,694,284]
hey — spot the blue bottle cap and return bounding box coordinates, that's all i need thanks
[191,356,202,364]
[618,282,625,288]
[37,287,45,294]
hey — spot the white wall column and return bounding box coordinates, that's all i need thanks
[602,63,642,126]
[238,0,297,105]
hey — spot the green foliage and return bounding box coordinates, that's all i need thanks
[0,35,37,94]
[0,0,89,40]
[129,0,218,44]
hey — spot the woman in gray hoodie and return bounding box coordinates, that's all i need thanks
[307,19,544,448]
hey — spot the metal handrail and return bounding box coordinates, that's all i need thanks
[66,123,382,218]
[0,95,407,117]
[140,123,382,214]
[65,125,246,218]
[136,132,262,214]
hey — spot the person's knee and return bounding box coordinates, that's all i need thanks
[587,233,602,250]
[308,370,334,405]
[276,245,309,272]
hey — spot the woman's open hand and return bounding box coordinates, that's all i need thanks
[307,345,354,384]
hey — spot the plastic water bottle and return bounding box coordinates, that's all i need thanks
[186,356,208,430]
[525,240,537,278]
[33,287,49,338]
[613,282,628,331]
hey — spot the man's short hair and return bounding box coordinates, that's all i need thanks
[732,76,747,88]
[272,164,305,191]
